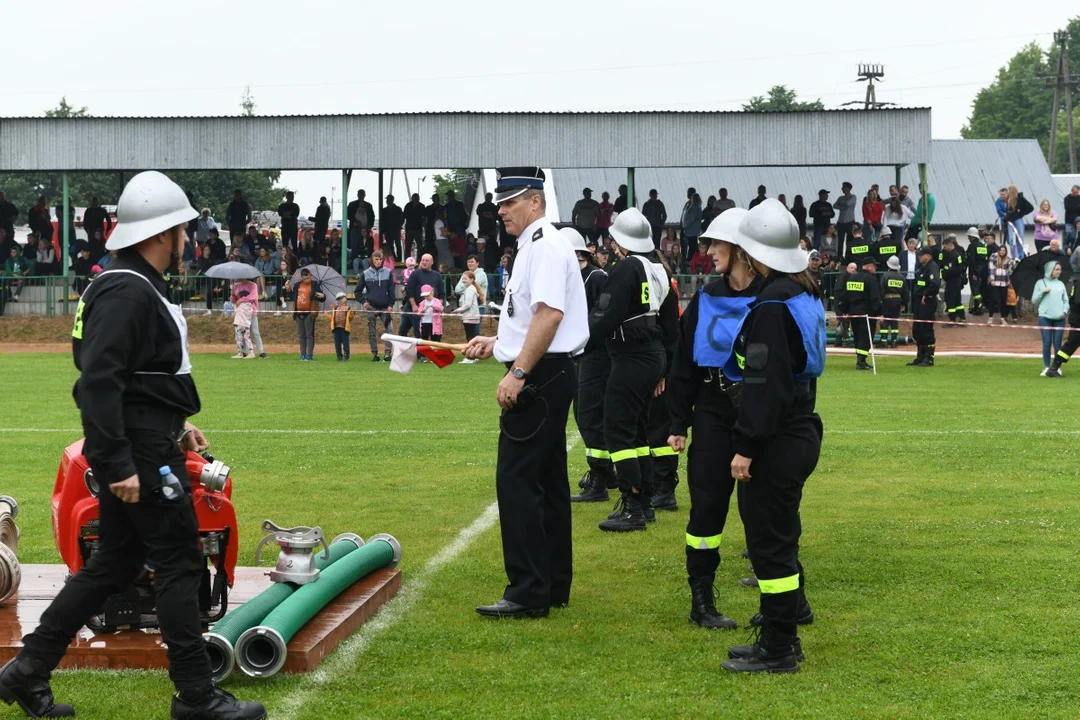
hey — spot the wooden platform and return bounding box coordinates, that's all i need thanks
[0,565,401,673]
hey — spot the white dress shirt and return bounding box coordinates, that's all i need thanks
[494,218,589,363]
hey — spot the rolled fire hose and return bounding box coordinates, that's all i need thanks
[235,533,401,679]
[0,496,21,605]
[205,533,366,682]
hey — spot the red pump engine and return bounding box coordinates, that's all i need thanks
[52,439,239,631]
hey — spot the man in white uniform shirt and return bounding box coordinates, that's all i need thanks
[465,167,589,619]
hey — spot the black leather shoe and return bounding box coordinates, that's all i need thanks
[722,628,800,674]
[650,479,678,511]
[688,578,737,630]
[729,635,804,662]
[599,495,646,532]
[571,472,609,503]
[475,598,549,619]
[171,686,266,720]
[739,576,759,588]
[0,657,75,718]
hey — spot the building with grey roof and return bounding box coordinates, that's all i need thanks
[552,139,1063,231]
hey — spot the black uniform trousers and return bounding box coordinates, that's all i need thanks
[604,345,666,496]
[684,385,737,580]
[496,356,575,608]
[1057,326,1080,363]
[646,383,679,487]
[738,416,822,636]
[21,429,211,691]
[944,279,965,321]
[913,297,937,349]
[574,350,614,484]
[851,313,876,359]
[969,269,987,313]
[881,297,902,341]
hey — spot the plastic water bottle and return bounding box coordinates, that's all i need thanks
[158,466,185,502]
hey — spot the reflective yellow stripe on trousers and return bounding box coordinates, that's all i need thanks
[757,574,800,594]
[651,446,679,457]
[686,533,721,550]
[611,447,650,462]
[585,448,610,459]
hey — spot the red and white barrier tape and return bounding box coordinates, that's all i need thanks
[832,314,1072,331]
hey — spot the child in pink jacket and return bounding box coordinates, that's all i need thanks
[418,284,444,341]
[230,278,265,357]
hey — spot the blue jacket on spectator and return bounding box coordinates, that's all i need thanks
[357,266,395,309]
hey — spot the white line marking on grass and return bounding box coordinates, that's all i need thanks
[275,433,580,720]
[827,429,1080,436]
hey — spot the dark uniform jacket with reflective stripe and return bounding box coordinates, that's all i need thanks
[880,270,909,307]
[73,252,200,485]
[914,260,941,298]
[940,248,965,282]
[837,269,881,315]
[586,251,678,354]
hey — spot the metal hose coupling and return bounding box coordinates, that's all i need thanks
[0,496,21,604]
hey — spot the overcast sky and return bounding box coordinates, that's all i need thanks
[2,0,1076,218]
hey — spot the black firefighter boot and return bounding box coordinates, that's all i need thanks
[640,479,656,523]
[721,624,800,674]
[650,472,679,512]
[855,355,872,371]
[170,685,266,720]
[599,493,647,532]
[0,656,76,718]
[919,345,935,367]
[688,577,737,629]
[571,470,609,503]
[906,346,925,366]
[726,627,805,664]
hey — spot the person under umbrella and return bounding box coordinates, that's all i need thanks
[291,264,345,310]
[286,268,325,360]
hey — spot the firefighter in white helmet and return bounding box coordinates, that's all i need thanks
[0,172,266,720]
[586,208,679,532]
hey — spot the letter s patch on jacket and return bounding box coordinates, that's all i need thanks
[745,343,769,371]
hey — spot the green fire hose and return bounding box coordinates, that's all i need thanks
[205,533,366,682]
[235,533,401,678]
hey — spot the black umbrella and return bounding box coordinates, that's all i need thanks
[290,264,346,310]
[1010,250,1072,301]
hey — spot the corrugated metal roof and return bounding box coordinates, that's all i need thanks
[1053,174,1080,197]
[0,109,930,171]
[552,140,1062,229]
[0,108,932,120]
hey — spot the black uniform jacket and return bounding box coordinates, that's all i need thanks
[586,251,678,355]
[837,269,881,315]
[667,275,762,437]
[73,251,200,485]
[914,260,941,298]
[731,275,818,459]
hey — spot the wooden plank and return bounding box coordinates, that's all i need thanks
[0,565,401,673]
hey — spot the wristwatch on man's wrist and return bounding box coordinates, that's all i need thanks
[510,367,529,381]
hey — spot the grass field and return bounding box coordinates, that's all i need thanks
[0,351,1077,719]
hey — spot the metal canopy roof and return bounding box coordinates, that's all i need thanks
[551,139,1062,229]
[0,109,930,171]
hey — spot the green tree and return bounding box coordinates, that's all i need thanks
[0,99,284,223]
[432,169,473,199]
[742,85,824,112]
[962,18,1080,173]
[240,86,256,117]
[45,97,88,118]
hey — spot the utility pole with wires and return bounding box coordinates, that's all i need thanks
[1040,31,1077,173]
[839,64,896,110]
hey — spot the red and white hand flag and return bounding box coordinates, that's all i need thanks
[382,334,463,374]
